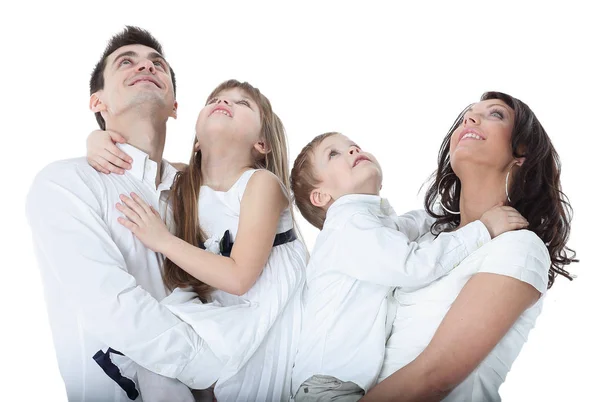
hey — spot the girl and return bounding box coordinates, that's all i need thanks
[88,79,308,402]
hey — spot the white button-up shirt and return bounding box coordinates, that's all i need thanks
[26,144,210,402]
[292,194,491,394]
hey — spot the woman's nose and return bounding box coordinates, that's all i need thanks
[463,112,479,125]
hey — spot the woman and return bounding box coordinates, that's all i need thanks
[363,91,577,402]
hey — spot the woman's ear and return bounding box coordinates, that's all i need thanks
[515,157,526,167]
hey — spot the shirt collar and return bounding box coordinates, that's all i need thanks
[326,193,397,220]
[116,143,178,190]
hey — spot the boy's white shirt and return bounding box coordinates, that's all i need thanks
[292,194,491,394]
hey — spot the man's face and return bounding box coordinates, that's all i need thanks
[91,44,176,119]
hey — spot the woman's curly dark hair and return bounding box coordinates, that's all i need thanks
[424,91,577,288]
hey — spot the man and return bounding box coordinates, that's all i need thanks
[26,26,218,401]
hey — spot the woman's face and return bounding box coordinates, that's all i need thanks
[194,87,262,149]
[449,99,516,174]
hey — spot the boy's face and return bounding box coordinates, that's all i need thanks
[310,134,383,209]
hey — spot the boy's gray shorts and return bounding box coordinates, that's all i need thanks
[294,375,365,402]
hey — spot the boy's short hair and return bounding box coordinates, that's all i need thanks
[290,132,339,230]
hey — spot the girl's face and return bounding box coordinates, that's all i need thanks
[195,87,262,150]
[449,99,516,175]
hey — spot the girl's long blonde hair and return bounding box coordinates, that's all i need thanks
[163,79,291,301]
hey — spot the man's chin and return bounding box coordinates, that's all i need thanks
[125,93,173,113]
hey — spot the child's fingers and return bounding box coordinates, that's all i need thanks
[107,130,127,144]
[130,193,154,216]
[119,195,147,220]
[116,202,142,225]
[117,216,138,233]
[102,149,131,170]
[97,156,125,174]
[89,161,110,175]
[106,144,133,166]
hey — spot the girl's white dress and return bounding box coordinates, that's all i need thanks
[109,169,307,402]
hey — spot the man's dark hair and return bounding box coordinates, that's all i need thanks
[89,26,176,129]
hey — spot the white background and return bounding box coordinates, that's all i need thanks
[1,1,597,400]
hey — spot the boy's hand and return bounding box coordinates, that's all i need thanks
[480,202,528,239]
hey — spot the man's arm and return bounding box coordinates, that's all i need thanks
[25,162,211,388]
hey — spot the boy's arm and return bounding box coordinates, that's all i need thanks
[393,209,436,242]
[25,163,210,388]
[333,211,490,288]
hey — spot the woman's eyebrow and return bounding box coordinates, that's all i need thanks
[486,103,509,111]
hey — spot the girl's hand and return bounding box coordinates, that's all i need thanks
[87,130,133,174]
[116,192,172,252]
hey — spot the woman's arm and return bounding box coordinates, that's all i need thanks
[118,170,287,296]
[362,272,541,402]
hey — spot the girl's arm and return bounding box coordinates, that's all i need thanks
[87,129,132,174]
[86,129,187,173]
[119,170,288,296]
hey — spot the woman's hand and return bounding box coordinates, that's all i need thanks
[87,130,132,174]
[116,192,173,253]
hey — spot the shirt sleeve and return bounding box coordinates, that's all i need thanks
[331,210,491,288]
[25,162,210,388]
[393,209,436,242]
[478,230,550,294]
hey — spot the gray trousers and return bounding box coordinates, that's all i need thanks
[294,375,365,402]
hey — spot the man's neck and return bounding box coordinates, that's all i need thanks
[106,116,167,187]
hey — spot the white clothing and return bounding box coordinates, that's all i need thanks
[161,169,308,402]
[292,195,491,395]
[379,228,551,402]
[25,144,213,402]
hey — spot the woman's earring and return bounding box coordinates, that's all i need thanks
[437,173,460,215]
[505,161,519,203]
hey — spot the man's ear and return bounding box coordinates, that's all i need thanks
[89,92,107,113]
[253,139,271,156]
[170,100,178,119]
[310,187,331,208]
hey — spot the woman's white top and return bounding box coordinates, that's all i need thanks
[163,169,308,402]
[379,226,551,402]
[291,195,491,394]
